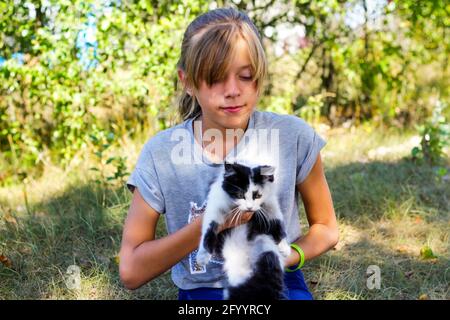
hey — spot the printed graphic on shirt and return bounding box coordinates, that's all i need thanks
[188,201,224,274]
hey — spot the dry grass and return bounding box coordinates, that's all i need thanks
[1,124,449,299]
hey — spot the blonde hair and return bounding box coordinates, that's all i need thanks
[177,7,268,121]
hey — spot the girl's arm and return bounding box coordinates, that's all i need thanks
[119,189,201,289]
[285,153,339,268]
[119,189,252,290]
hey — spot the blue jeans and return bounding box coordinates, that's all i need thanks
[178,269,313,300]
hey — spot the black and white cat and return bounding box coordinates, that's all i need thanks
[196,161,291,300]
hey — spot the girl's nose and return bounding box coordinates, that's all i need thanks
[224,76,240,98]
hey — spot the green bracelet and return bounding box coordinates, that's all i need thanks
[285,243,305,272]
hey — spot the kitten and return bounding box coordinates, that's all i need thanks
[196,161,291,300]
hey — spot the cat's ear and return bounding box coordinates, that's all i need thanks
[260,165,275,182]
[224,161,237,177]
[224,162,246,177]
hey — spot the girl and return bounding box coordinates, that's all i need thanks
[119,7,338,300]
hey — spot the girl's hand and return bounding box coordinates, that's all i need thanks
[218,210,254,233]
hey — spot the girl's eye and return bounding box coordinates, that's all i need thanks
[240,76,253,81]
[210,79,222,85]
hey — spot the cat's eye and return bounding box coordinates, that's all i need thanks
[253,191,262,199]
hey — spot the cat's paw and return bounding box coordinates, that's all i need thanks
[196,249,212,266]
[278,240,291,258]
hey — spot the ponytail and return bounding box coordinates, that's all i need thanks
[178,87,202,121]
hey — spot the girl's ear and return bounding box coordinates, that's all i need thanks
[178,69,193,96]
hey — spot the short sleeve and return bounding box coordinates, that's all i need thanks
[126,144,165,214]
[295,123,327,185]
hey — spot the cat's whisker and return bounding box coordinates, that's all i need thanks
[262,212,269,231]
[257,208,270,232]
[260,212,269,232]
[237,210,245,226]
[229,207,241,227]
[260,208,271,224]
[228,208,238,227]
[229,207,239,216]
[230,210,239,227]
[236,210,245,227]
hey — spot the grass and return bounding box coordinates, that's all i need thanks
[0,124,449,300]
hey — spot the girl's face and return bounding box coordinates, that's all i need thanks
[191,37,258,131]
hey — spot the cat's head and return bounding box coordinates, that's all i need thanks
[222,161,275,212]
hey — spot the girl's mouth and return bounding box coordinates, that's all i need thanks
[220,105,244,113]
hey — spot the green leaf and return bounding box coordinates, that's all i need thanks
[420,246,437,260]
[435,167,448,177]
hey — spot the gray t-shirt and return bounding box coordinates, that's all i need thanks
[126,110,326,290]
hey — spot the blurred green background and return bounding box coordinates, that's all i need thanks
[1,0,449,181]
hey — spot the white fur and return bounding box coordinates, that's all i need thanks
[250,234,284,270]
[221,226,252,286]
[196,171,230,266]
[196,161,289,289]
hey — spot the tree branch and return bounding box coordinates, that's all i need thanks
[294,40,324,81]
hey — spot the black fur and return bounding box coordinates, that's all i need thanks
[252,165,274,185]
[203,221,219,253]
[215,228,232,258]
[222,162,274,198]
[222,163,251,199]
[247,216,286,243]
[227,251,286,300]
